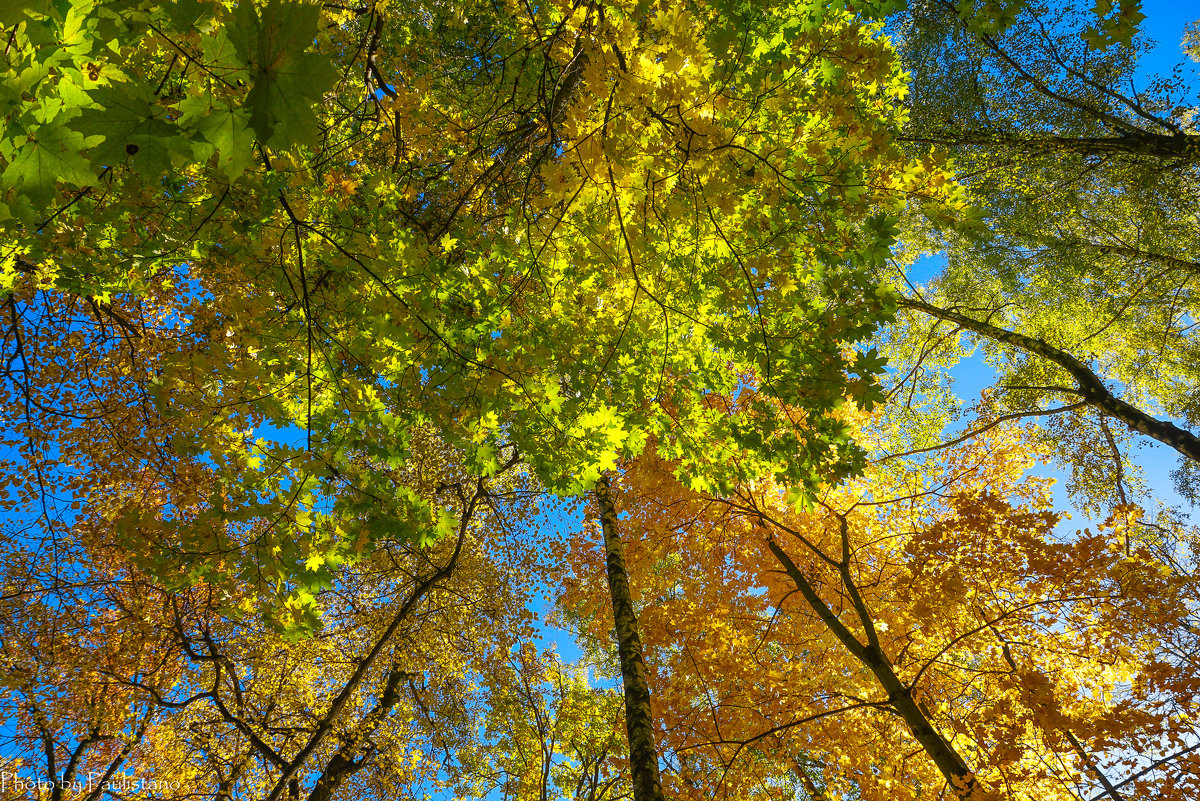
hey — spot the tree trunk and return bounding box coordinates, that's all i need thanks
[767,539,980,799]
[594,473,665,801]
[897,296,1200,465]
[901,130,1200,161]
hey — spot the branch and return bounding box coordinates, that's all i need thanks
[899,130,1200,160]
[1086,741,1200,801]
[898,296,1200,464]
[265,480,483,801]
[874,401,1089,463]
[765,533,977,796]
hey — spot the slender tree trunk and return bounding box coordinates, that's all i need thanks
[897,296,1200,465]
[793,761,828,800]
[767,539,980,799]
[1042,237,1200,277]
[900,130,1200,160]
[594,473,665,801]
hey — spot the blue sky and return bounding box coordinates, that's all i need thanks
[907,0,1199,524]
[4,2,1198,797]
[1136,0,1198,76]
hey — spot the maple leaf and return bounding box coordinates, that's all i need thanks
[230,0,340,149]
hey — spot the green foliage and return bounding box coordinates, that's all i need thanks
[1,0,951,616]
[227,0,339,147]
[1,4,1199,801]
[0,0,335,230]
[1082,0,1146,50]
[893,0,1199,510]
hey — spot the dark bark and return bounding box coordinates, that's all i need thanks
[594,474,665,801]
[794,762,829,800]
[921,0,1187,145]
[898,296,1200,465]
[304,667,411,801]
[766,539,978,798]
[1044,238,1200,277]
[265,479,489,801]
[900,130,1200,161]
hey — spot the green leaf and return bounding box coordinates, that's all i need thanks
[1,119,99,211]
[230,0,340,148]
[74,84,186,177]
[162,0,209,29]
[179,95,255,179]
[0,1,47,27]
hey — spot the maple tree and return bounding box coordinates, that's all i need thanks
[2,0,948,600]
[1,430,629,801]
[3,1,1200,800]
[558,420,1200,801]
[4,1,949,795]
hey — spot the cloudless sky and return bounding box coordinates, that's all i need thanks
[914,0,1198,524]
[4,2,1196,795]
[1136,0,1197,76]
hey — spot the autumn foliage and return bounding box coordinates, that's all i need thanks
[2,1,1199,800]
[560,424,1200,800]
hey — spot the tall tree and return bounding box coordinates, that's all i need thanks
[890,0,1200,508]
[558,419,1200,801]
[1,0,955,604]
[8,3,1198,801]
[0,429,615,801]
[3,3,957,793]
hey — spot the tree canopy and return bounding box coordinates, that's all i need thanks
[2,1,1198,800]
